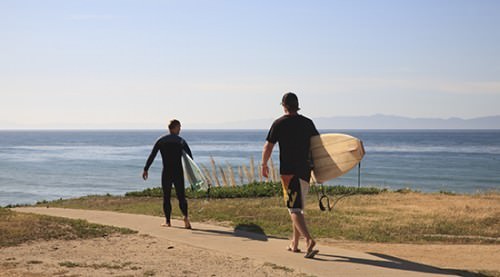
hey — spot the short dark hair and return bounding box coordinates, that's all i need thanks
[281,92,300,112]
[168,119,181,130]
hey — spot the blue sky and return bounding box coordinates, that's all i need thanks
[1,0,499,128]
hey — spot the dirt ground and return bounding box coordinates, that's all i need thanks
[0,234,307,277]
[321,239,500,274]
[2,235,499,277]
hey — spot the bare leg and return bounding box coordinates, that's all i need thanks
[183,217,192,229]
[290,212,316,252]
[290,218,301,250]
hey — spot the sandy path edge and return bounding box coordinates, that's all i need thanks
[11,207,468,277]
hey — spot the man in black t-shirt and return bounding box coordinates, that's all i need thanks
[261,92,319,259]
[143,119,192,229]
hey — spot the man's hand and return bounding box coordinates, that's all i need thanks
[142,170,148,181]
[261,164,269,178]
[261,141,275,179]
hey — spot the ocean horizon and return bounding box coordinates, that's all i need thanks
[1,129,499,206]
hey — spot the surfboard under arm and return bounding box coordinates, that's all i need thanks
[310,133,365,183]
[182,152,209,191]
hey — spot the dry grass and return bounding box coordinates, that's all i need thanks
[313,192,500,242]
[227,164,236,187]
[249,157,256,182]
[0,207,136,247]
[202,157,280,187]
[209,157,220,187]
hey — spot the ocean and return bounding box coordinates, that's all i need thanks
[1,130,499,206]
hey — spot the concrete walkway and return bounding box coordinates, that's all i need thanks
[14,207,466,277]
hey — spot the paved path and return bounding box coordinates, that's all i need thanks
[14,207,466,277]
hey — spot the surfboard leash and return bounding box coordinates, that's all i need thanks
[317,184,355,212]
[317,183,331,212]
[316,162,363,212]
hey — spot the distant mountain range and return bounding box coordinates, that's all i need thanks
[314,114,500,129]
[190,114,500,129]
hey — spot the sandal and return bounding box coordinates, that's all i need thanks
[286,245,301,253]
[304,240,318,258]
[304,249,319,259]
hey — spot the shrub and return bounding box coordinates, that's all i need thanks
[126,182,384,199]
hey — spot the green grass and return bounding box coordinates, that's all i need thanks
[124,182,385,198]
[35,187,500,244]
[0,207,136,247]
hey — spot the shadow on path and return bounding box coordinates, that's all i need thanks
[178,223,270,241]
[313,252,482,277]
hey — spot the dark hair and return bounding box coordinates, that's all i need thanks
[168,119,181,130]
[281,92,300,112]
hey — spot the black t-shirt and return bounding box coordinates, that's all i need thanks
[266,114,319,178]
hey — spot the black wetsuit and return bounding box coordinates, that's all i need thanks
[144,134,192,223]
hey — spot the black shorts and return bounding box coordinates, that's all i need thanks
[280,174,310,213]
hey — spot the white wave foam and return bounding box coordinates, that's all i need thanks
[1,145,151,161]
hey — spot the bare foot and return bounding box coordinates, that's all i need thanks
[161,222,171,227]
[184,218,192,229]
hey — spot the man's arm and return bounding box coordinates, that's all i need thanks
[261,141,275,178]
[311,119,320,136]
[143,141,160,180]
[182,140,193,159]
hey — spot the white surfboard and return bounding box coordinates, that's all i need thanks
[182,152,209,191]
[310,133,365,183]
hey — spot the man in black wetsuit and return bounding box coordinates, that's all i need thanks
[143,119,192,229]
[261,92,319,258]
